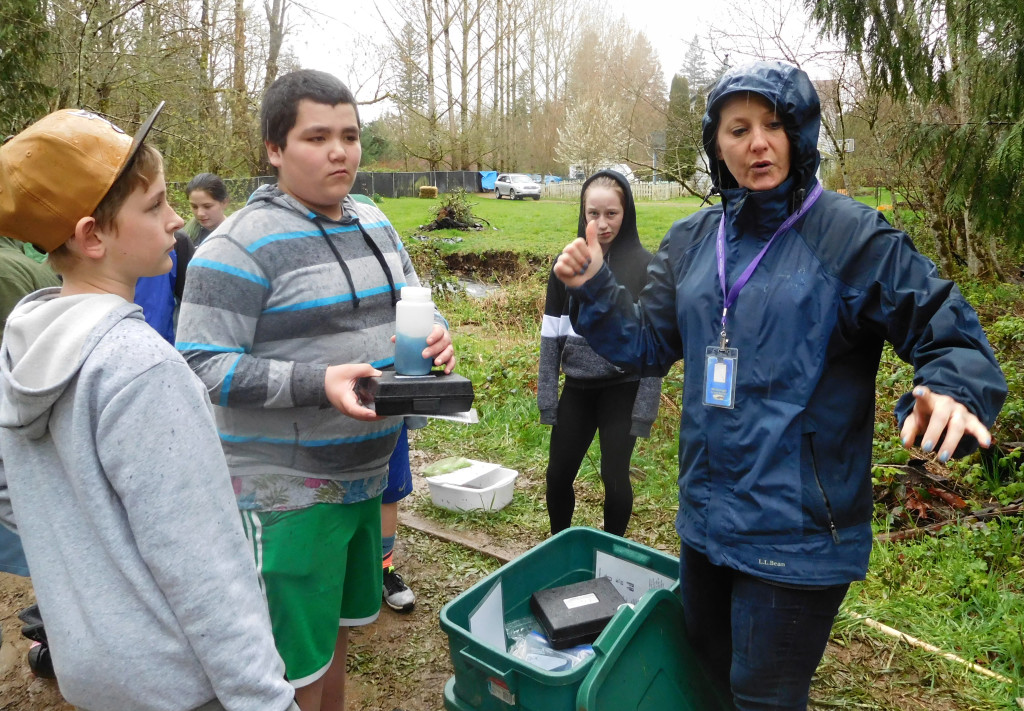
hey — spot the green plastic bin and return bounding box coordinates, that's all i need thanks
[439,526,720,711]
[577,588,728,710]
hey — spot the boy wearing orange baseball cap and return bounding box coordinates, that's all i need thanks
[0,106,297,711]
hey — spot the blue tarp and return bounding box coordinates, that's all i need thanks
[479,171,498,190]
[479,171,561,188]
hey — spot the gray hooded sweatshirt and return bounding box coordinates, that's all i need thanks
[0,288,297,711]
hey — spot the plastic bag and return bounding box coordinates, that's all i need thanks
[422,456,473,475]
[508,629,594,672]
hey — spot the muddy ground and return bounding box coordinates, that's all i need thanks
[0,527,976,711]
[0,465,1007,711]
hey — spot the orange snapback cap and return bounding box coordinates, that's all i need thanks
[0,102,164,253]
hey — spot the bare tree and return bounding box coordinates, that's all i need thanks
[262,0,288,89]
[555,95,628,176]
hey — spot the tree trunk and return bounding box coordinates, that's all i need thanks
[263,0,287,90]
[424,0,439,171]
[494,0,502,171]
[232,0,250,165]
[200,0,214,120]
[964,205,1006,279]
[442,0,456,168]
[457,0,472,170]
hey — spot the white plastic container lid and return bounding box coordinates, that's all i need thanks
[401,286,432,301]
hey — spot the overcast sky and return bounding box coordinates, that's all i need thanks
[286,0,724,120]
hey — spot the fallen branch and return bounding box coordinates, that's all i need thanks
[397,509,527,564]
[875,499,1024,543]
[845,611,1014,684]
[878,461,955,488]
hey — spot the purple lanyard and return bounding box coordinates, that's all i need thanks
[715,182,823,347]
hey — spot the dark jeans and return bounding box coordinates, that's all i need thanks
[679,544,849,711]
[545,380,639,536]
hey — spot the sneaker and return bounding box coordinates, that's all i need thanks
[28,641,55,679]
[383,566,415,612]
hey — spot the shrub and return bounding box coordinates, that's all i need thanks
[431,188,476,224]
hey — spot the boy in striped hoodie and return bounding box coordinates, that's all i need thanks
[176,70,456,711]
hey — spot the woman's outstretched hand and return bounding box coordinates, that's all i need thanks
[554,220,604,287]
[900,385,993,462]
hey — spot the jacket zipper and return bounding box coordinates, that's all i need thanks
[808,434,840,543]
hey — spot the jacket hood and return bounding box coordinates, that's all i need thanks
[577,169,650,297]
[245,183,399,307]
[247,183,360,223]
[0,290,139,439]
[702,60,821,194]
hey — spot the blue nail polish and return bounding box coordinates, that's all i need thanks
[922,440,934,452]
[913,387,924,396]
[939,451,949,463]
[901,436,909,447]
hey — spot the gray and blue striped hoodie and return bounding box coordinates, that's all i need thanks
[177,186,440,487]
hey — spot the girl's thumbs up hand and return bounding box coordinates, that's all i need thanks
[553,220,604,287]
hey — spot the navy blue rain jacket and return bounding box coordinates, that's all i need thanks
[569,61,1007,586]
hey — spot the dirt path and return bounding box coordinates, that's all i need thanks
[0,572,70,711]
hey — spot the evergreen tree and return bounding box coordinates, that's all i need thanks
[681,35,709,93]
[0,0,51,135]
[360,119,397,167]
[664,74,698,188]
[813,0,1024,275]
[392,22,429,114]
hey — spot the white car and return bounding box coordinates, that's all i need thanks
[495,173,542,200]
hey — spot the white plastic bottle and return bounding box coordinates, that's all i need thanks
[394,286,435,375]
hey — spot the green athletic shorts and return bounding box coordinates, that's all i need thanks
[240,497,383,687]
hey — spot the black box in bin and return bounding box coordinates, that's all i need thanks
[529,576,626,649]
[356,371,474,416]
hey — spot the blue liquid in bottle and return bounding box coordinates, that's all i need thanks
[395,334,432,375]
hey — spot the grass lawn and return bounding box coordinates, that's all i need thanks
[377,193,709,256]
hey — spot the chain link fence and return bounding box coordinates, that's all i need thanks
[168,171,483,204]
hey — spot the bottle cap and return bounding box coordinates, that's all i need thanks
[400,286,432,302]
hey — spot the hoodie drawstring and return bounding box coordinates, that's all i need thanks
[356,222,399,307]
[700,185,720,208]
[312,217,361,308]
[312,215,399,309]
[792,187,807,213]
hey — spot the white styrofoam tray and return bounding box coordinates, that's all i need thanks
[426,459,518,512]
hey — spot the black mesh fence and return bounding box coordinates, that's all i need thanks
[169,171,484,203]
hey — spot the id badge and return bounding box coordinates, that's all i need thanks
[703,346,738,409]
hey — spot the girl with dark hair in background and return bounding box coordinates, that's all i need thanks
[182,172,229,245]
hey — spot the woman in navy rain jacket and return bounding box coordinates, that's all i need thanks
[554,61,1007,710]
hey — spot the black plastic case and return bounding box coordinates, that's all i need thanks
[529,576,626,649]
[357,371,474,416]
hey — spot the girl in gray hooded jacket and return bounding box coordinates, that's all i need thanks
[539,170,661,537]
